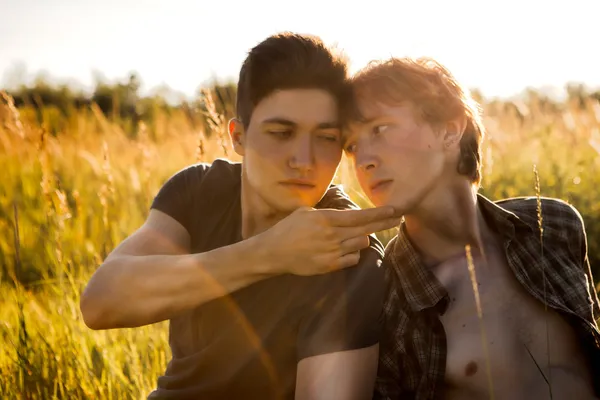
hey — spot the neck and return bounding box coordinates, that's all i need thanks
[403,178,490,267]
[239,168,288,239]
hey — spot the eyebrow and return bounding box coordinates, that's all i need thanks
[262,118,297,127]
[261,118,340,130]
[357,117,378,125]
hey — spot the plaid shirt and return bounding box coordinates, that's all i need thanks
[375,194,600,400]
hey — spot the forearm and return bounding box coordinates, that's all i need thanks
[81,234,277,329]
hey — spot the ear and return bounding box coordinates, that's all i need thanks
[442,116,468,151]
[228,118,246,156]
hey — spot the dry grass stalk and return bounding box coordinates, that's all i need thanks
[533,164,553,398]
[99,140,115,231]
[196,130,206,162]
[137,121,152,204]
[53,189,71,257]
[11,200,21,285]
[38,129,55,213]
[200,89,229,156]
[465,244,495,399]
[0,91,25,138]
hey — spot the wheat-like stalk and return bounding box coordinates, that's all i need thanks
[533,163,552,398]
[465,244,494,399]
[38,130,54,209]
[99,140,115,252]
[0,90,25,139]
[11,201,21,285]
[53,188,71,289]
[201,89,229,156]
[137,121,152,205]
[196,129,206,162]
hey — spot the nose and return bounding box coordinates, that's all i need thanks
[355,143,378,172]
[288,135,314,173]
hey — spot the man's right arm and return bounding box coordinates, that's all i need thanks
[80,209,278,330]
[80,205,399,331]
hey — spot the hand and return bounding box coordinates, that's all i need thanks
[261,206,400,276]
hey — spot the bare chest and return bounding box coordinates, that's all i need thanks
[432,248,591,398]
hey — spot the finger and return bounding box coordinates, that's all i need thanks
[340,235,370,255]
[292,206,316,214]
[337,251,361,269]
[324,206,396,227]
[337,216,400,239]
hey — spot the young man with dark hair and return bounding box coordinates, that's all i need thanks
[80,33,399,399]
[345,57,600,399]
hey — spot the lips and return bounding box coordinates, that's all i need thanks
[370,179,393,192]
[279,179,316,188]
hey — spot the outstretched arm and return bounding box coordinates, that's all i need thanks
[80,209,275,329]
[80,206,398,330]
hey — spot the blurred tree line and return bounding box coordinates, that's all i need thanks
[3,72,237,139]
[4,72,600,138]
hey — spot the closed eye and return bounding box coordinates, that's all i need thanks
[316,128,341,143]
[318,133,340,142]
[269,130,293,139]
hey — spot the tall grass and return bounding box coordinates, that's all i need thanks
[1,89,599,399]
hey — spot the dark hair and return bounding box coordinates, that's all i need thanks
[236,32,353,128]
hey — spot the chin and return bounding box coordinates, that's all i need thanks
[368,192,394,208]
[372,192,413,215]
[269,195,316,213]
[390,195,422,217]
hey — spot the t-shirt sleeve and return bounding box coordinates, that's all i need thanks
[150,163,210,233]
[296,240,385,360]
[297,184,386,359]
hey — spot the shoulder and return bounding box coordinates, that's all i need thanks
[151,159,241,230]
[157,162,210,193]
[203,158,242,182]
[159,158,241,195]
[496,196,586,241]
[495,196,590,266]
[166,158,240,184]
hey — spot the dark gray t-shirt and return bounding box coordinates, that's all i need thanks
[147,158,385,400]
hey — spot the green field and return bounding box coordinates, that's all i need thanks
[1,87,599,399]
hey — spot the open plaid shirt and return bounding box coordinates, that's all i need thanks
[375,194,600,400]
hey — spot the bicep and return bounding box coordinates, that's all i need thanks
[295,344,379,400]
[105,209,191,262]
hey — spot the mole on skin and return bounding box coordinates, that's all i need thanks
[465,361,478,377]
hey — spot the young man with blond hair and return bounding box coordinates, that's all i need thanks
[344,58,600,399]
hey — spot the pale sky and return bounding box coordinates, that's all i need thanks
[1,0,599,101]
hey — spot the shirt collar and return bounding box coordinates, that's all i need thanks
[388,226,448,313]
[476,193,534,238]
[387,193,532,313]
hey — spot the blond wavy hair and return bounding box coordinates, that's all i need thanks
[352,57,486,186]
